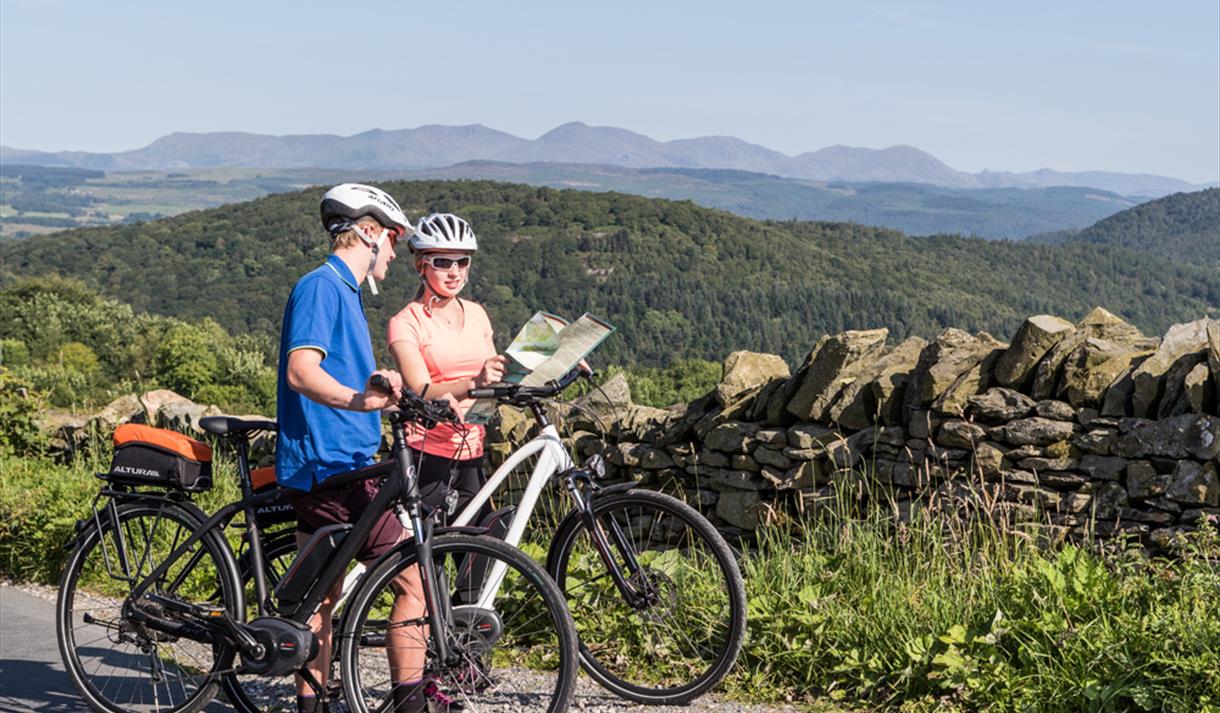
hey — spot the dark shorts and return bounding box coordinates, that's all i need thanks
[292,478,403,563]
[411,448,488,525]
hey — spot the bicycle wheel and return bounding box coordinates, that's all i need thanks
[56,500,243,713]
[340,533,578,713]
[546,489,747,704]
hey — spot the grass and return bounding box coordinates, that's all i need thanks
[728,485,1220,712]
[3,449,1217,712]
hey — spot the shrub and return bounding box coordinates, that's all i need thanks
[732,492,1220,712]
[152,322,222,397]
[0,339,31,367]
[0,369,49,456]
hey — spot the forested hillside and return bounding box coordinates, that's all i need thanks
[1058,188,1219,264]
[4,180,1217,367]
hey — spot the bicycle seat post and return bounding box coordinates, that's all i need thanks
[232,434,273,616]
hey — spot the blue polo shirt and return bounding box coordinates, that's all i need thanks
[276,255,381,491]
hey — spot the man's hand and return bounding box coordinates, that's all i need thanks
[473,355,508,389]
[359,369,403,412]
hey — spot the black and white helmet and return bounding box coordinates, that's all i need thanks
[409,213,478,252]
[320,183,411,239]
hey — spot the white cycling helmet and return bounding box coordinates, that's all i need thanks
[320,183,411,239]
[319,183,412,295]
[409,213,478,252]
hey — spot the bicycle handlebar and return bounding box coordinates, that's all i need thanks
[369,374,461,426]
[467,365,593,404]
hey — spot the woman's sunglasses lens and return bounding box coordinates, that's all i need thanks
[429,257,471,269]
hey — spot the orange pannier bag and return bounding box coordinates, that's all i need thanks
[108,424,214,492]
[249,465,296,527]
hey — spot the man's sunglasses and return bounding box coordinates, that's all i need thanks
[423,255,472,270]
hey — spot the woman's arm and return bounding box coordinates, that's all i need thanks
[390,341,505,400]
[389,340,506,400]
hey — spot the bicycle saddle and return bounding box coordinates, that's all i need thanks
[199,416,278,436]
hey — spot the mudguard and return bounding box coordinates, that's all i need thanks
[543,481,638,575]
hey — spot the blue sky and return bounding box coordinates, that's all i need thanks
[2,1,1217,182]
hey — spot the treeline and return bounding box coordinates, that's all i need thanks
[0,278,277,413]
[0,164,105,187]
[4,180,1218,367]
[0,278,723,417]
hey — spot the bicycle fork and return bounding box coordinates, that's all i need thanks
[562,473,654,609]
[411,508,458,666]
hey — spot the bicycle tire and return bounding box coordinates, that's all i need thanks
[56,500,243,713]
[340,533,578,713]
[546,489,747,705]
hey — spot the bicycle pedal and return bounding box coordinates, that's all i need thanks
[193,602,228,618]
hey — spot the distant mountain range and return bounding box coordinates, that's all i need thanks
[4,122,1213,197]
[407,162,1140,239]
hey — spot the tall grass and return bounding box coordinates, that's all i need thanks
[0,448,247,584]
[734,484,1220,712]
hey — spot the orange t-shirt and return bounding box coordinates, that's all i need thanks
[387,299,495,459]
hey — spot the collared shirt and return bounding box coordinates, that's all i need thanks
[275,254,381,491]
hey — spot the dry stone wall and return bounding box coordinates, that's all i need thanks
[42,307,1220,550]
[534,309,1220,548]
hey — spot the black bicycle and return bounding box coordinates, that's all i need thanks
[56,385,578,713]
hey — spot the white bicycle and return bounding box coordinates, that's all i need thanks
[240,365,746,707]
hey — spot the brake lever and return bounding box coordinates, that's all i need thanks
[428,398,460,424]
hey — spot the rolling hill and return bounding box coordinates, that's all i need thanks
[1030,188,1219,265]
[3,181,1216,367]
[413,162,1138,238]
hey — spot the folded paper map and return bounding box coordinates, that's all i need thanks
[465,311,615,424]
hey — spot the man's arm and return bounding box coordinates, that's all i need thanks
[286,348,401,411]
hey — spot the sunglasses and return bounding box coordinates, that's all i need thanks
[423,255,472,270]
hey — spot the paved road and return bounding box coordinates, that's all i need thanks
[0,584,236,713]
[0,585,83,713]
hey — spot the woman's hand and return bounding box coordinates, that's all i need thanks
[473,354,508,389]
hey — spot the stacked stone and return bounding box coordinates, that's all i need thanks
[45,389,276,467]
[48,308,1218,548]
[524,310,1220,545]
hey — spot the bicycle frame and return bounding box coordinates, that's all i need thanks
[109,417,459,671]
[450,423,574,608]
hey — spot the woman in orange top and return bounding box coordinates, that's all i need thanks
[388,213,505,520]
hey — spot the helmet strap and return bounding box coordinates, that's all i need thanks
[418,269,465,317]
[359,225,389,296]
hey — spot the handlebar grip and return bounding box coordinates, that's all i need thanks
[370,374,394,393]
[468,388,497,399]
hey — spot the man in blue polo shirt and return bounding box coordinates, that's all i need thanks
[276,183,438,713]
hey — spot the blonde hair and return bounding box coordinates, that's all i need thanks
[330,216,381,251]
